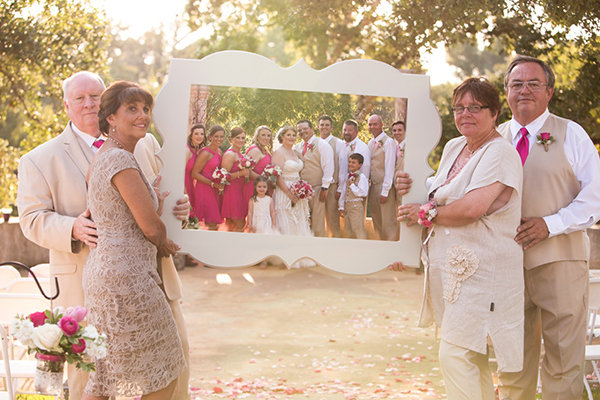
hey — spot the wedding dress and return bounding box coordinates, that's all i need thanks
[272,159,315,268]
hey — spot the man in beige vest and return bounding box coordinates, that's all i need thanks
[17,71,191,400]
[367,114,399,241]
[317,115,344,237]
[496,56,600,399]
[293,119,334,237]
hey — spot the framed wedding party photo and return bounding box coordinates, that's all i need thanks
[153,51,441,274]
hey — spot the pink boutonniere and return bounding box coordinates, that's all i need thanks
[307,143,315,152]
[376,140,383,149]
[347,172,358,183]
[536,132,554,152]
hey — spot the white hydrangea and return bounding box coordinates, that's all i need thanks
[10,317,35,347]
[85,334,108,359]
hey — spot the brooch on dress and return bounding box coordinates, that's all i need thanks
[443,245,479,303]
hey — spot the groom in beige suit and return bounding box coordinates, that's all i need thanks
[17,71,190,400]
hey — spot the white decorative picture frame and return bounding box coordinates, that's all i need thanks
[153,51,440,274]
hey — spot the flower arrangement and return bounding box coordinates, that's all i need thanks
[289,180,313,207]
[238,157,256,182]
[536,132,554,151]
[262,164,282,185]
[212,167,231,194]
[11,306,107,372]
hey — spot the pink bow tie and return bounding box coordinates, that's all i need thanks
[92,139,105,149]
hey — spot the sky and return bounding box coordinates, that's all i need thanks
[92,0,458,85]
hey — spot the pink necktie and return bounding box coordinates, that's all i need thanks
[302,142,308,156]
[516,127,529,165]
[92,138,105,149]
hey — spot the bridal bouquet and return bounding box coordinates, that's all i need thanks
[11,306,107,372]
[238,157,256,182]
[289,180,313,207]
[212,168,231,194]
[262,164,281,185]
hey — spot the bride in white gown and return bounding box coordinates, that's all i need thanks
[271,126,315,268]
[272,126,312,236]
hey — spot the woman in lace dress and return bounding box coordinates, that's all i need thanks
[395,78,524,399]
[83,81,185,400]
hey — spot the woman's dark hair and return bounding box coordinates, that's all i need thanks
[187,123,206,149]
[206,125,225,144]
[98,81,153,134]
[452,77,501,123]
[229,126,246,140]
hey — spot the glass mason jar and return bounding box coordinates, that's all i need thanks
[35,353,66,396]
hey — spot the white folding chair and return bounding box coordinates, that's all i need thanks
[29,264,50,279]
[6,278,51,296]
[0,267,20,291]
[584,273,600,398]
[0,323,14,400]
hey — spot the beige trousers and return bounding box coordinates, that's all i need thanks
[325,182,342,237]
[344,200,366,239]
[307,186,327,237]
[367,182,399,241]
[439,340,495,400]
[498,260,588,400]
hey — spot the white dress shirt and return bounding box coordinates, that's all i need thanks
[71,122,103,154]
[322,134,345,183]
[508,108,600,236]
[338,137,370,192]
[368,133,397,197]
[338,172,369,210]
[293,135,334,189]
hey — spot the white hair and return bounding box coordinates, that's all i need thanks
[62,71,105,101]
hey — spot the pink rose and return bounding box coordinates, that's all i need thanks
[66,306,87,323]
[29,311,47,327]
[540,132,550,141]
[72,339,86,354]
[58,316,79,336]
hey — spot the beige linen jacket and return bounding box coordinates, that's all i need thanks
[17,124,183,308]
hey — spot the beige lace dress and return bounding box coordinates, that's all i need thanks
[83,148,185,396]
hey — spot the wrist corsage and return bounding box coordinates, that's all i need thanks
[417,200,437,228]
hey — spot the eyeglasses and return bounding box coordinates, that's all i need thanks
[508,80,548,92]
[451,105,489,114]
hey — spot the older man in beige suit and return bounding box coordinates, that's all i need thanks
[17,71,190,400]
[492,56,600,399]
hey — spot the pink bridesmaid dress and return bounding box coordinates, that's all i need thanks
[185,145,199,218]
[221,149,247,220]
[242,145,272,207]
[193,148,223,225]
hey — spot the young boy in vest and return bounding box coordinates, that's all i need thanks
[338,153,369,239]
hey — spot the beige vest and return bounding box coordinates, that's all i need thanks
[395,143,405,177]
[345,174,364,202]
[300,138,324,187]
[498,114,589,269]
[327,137,340,184]
[370,134,389,185]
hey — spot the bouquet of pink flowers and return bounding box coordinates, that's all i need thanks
[212,167,231,194]
[11,306,107,371]
[289,180,313,206]
[262,164,282,185]
[238,157,256,182]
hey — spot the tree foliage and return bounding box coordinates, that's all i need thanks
[0,0,110,152]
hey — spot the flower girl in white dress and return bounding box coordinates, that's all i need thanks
[247,176,278,234]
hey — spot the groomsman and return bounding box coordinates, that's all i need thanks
[16,71,190,400]
[392,120,406,209]
[317,115,344,237]
[337,119,370,198]
[294,119,334,237]
[367,114,398,241]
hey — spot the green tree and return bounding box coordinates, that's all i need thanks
[0,0,110,153]
[0,138,19,209]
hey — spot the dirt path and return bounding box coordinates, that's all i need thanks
[181,264,445,399]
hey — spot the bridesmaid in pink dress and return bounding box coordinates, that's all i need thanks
[191,125,225,230]
[220,127,250,231]
[243,125,273,207]
[185,124,205,219]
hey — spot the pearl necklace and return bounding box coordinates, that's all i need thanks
[107,135,124,149]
